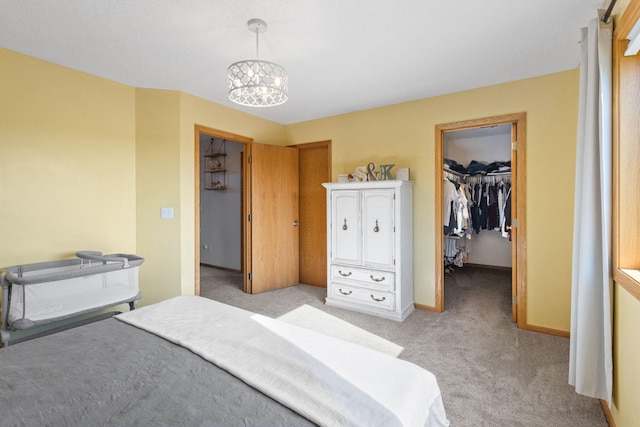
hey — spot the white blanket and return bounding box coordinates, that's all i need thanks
[116,296,449,427]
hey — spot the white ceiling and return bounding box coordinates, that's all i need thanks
[0,0,604,125]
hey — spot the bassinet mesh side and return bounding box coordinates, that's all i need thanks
[1,253,143,345]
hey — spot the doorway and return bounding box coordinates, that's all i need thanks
[435,113,527,329]
[199,135,245,272]
[194,125,252,296]
[195,126,331,296]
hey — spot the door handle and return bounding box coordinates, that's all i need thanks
[292,221,299,226]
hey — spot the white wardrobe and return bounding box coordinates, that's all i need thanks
[323,180,414,321]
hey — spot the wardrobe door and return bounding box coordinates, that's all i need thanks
[362,189,394,268]
[331,190,360,264]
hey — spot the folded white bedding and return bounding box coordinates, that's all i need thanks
[116,296,449,427]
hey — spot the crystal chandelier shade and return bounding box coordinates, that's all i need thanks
[228,59,288,106]
[227,19,288,107]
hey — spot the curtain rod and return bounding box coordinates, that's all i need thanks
[602,0,617,23]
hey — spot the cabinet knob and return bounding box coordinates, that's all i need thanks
[292,220,299,227]
[373,219,379,233]
[342,218,348,230]
[370,294,386,302]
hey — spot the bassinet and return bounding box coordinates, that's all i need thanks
[1,251,144,346]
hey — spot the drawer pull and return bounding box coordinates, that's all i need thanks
[339,288,353,295]
[370,275,385,282]
[338,270,352,277]
[374,219,379,233]
[370,294,386,302]
[342,218,348,230]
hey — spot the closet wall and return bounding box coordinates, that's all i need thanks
[199,136,243,270]
[444,125,512,267]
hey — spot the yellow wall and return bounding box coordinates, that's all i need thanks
[0,48,137,266]
[285,70,580,331]
[611,285,640,426]
[135,89,183,305]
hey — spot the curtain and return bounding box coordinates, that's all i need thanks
[569,15,613,404]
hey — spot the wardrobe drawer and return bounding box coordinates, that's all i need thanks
[330,265,395,291]
[330,283,396,311]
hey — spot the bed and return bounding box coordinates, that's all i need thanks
[0,296,450,426]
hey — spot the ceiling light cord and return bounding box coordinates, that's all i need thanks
[255,24,260,59]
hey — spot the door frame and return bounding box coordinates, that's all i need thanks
[194,124,253,296]
[434,113,527,329]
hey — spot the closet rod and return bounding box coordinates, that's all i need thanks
[443,168,467,178]
[602,0,617,23]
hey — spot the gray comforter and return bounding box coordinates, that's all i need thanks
[0,318,316,427]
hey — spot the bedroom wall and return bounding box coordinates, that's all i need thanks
[284,70,580,333]
[612,287,640,426]
[0,47,137,266]
[135,89,183,305]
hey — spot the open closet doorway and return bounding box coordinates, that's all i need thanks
[435,113,527,329]
[199,135,244,275]
[194,125,252,296]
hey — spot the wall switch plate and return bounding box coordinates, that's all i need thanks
[161,207,174,219]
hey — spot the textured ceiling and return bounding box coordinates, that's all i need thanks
[0,0,603,124]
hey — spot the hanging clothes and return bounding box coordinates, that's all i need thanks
[443,178,458,235]
[487,183,500,230]
[443,163,512,273]
[503,182,512,239]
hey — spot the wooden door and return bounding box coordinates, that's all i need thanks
[249,143,300,293]
[297,142,330,287]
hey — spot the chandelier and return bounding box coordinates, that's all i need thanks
[227,19,288,107]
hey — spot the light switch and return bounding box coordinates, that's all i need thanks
[161,207,174,219]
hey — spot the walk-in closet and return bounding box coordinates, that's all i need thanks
[442,124,514,320]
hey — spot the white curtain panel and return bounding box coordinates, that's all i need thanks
[569,16,613,404]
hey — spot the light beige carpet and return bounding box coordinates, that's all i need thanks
[276,304,403,357]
